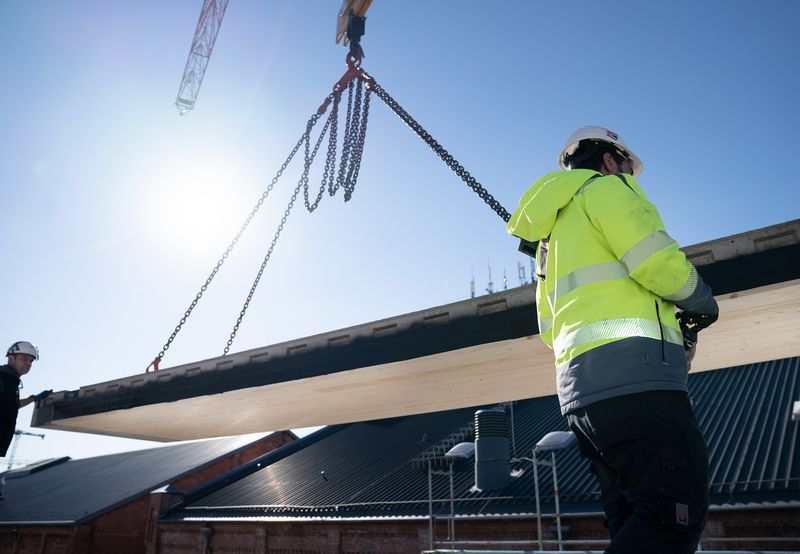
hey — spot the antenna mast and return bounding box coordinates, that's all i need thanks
[470,269,476,299]
[518,262,527,286]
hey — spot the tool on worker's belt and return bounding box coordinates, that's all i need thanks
[518,238,539,259]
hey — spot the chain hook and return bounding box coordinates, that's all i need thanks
[317,53,365,115]
[145,356,160,373]
[334,54,364,94]
[347,48,363,70]
[346,12,366,66]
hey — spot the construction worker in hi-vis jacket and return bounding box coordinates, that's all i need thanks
[508,126,719,553]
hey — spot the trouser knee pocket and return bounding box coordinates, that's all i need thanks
[654,470,707,535]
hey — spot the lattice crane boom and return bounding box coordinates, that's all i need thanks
[174,1,374,115]
[175,0,230,115]
[6,429,45,470]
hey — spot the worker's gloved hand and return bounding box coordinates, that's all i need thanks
[677,310,718,331]
[33,390,52,401]
[677,311,718,370]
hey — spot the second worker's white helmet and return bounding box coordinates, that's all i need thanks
[7,341,39,360]
[558,125,643,178]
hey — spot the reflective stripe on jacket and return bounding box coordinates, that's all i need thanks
[508,169,718,413]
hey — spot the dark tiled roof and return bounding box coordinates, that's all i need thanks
[167,357,800,521]
[0,435,277,524]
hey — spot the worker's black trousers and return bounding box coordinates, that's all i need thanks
[0,418,16,457]
[566,390,709,554]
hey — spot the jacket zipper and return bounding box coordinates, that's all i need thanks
[654,300,667,364]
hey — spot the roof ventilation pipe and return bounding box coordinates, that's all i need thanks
[474,407,511,491]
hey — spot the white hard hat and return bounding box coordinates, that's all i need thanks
[7,341,39,360]
[558,125,643,177]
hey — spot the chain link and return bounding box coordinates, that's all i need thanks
[222,86,371,355]
[341,78,370,201]
[224,178,305,355]
[362,73,511,222]
[332,80,356,196]
[326,78,371,201]
[320,90,341,196]
[347,84,370,199]
[302,97,338,212]
[153,67,506,367]
[151,103,330,368]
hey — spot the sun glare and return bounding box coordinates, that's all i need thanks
[147,158,254,258]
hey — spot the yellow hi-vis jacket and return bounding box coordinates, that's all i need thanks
[508,169,718,414]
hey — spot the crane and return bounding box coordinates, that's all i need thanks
[153,0,512,366]
[174,0,373,115]
[174,0,230,115]
[6,429,45,470]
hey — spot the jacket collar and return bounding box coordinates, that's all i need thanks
[0,364,20,380]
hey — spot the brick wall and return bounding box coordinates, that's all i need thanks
[6,507,799,553]
[158,521,430,554]
[0,525,91,554]
[124,430,295,553]
[702,508,800,551]
[90,495,152,554]
[0,431,295,554]
[7,504,795,553]
[157,508,800,553]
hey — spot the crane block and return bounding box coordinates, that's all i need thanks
[336,0,372,46]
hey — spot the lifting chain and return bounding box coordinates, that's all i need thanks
[146,112,322,372]
[148,78,371,371]
[335,78,371,201]
[360,72,511,223]
[223,81,369,355]
[147,61,510,370]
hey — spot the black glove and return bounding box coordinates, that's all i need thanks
[34,390,53,401]
[680,311,718,330]
[676,311,718,349]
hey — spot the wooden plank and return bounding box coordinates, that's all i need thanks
[690,279,800,372]
[38,280,800,441]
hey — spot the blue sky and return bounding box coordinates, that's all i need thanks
[1,0,798,465]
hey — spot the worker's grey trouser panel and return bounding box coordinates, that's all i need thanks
[566,390,709,554]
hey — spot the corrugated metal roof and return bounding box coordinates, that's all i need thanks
[694,357,800,499]
[167,357,800,521]
[0,434,277,524]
